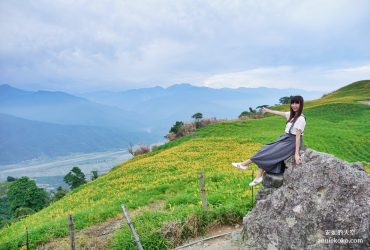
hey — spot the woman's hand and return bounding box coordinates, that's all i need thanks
[295,153,302,164]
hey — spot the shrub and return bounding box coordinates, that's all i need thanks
[165,132,177,141]
[133,144,150,156]
[165,117,224,141]
[239,112,264,120]
[179,123,196,136]
[51,186,68,202]
[128,143,150,156]
[166,123,194,141]
[14,207,35,218]
[198,117,221,127]
[170,121,185,135]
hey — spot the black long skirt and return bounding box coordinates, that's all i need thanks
[250,133,302,172]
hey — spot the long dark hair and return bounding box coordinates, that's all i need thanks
[286,95,304,124]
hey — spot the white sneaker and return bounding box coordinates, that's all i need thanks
[249,176,263,187]
[231,162,248,170]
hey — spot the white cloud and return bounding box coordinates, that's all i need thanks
[323,65,370,82]
[200,64,370,91]
[327,65,370,74]
[202,66,295,89]
[0,0,369,92]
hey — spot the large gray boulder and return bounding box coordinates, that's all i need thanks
[242,148,370,250]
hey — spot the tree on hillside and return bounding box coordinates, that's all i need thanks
[279,96,294,104]
[238,111,250,118]
[256,105,270,112]
[192,112,203,120]
[239,107,257,118]
[51,186,69,202]
[64,166,86,189]
[7,177,50,216]
[91,170,99,180]
[6,176,17,182]
[249,107,256,113]
[0,196,11,227]
[169,121,185,136]
[238,105,268,119]
[192,112,203,128]
[128,142,135,156]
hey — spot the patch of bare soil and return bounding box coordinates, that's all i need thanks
[357,100,370,105]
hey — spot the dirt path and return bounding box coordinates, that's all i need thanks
[37,215,122,250]
[175,224,243,250]
[357,100,370,105]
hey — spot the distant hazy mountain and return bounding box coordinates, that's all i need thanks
[0,113,157,165]
[0,84,144,131]
[79,83,325,133]
[0,84,165,165]
[0,83,325,165]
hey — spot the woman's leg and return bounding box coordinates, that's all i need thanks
[241,159,265,177]
[255,168,265,179]
[240,158,253,166]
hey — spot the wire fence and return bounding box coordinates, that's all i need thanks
[15,170,258,250]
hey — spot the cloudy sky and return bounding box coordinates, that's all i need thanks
[0,0,369,93]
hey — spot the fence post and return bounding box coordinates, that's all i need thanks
[251,169,254,207]
[199,172,208,211]
[67,214,75,250]
[26,226,29,250]
[121,204,144,250]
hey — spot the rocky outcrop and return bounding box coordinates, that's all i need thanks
[242,148,370,250]
[262,172,284,188]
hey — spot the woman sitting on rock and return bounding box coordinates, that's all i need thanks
[231,95,306,187]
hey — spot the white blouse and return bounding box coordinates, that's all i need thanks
[284,112,306,135]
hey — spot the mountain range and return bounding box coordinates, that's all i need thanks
[78,83,324,131]
[0,83,324,165]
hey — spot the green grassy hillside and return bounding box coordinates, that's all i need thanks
[0,80,369,249]
[273,79,370,110]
